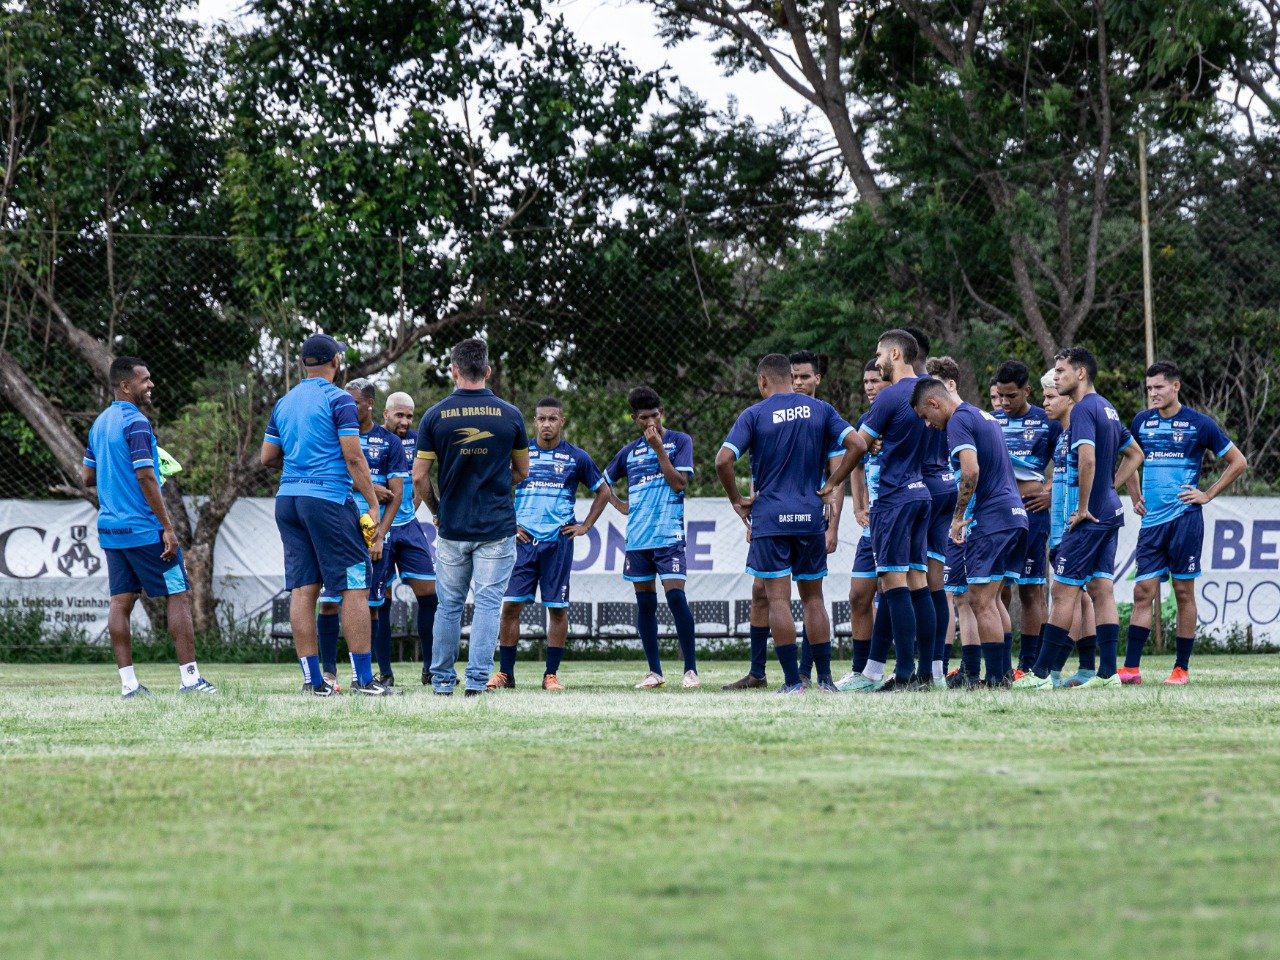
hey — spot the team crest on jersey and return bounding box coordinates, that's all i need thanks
[1023,428,1036,442]
[1173,431,1184,444]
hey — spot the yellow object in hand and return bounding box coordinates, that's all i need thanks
[359,513,378,547]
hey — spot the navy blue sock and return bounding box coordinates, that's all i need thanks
[416,593,437,669]
[300,654,325,689]
[775,642,800,687]
[1053,638,1075,672]
[636,592,662,674]
[1034,623,1073,678]
[665,589,697,673]
[1002,631,1014,681]
[852,638,871,674]
[868,600,893,666]
[748,625,769,679]
[317,612,340,676]
[1175,635,1194,671]
[373,609,393,676]
[883,587,916,680]
[810,641,832,682]
[1020,626,1042,670]
[499,644,517,679]
[350,651,373,685]
[545,645,564,676]
[932,590,950,667]
[911,588,936,678]
[1096,623,1119,678]
[798,629,813,680]
[982,642,1005,683]
[961,645,981,680]
[1125,625,1150,669]
[1077,634,1096,671]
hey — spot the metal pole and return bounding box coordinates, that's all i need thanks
[1138,131,1163,653]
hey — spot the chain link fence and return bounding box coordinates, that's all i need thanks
[2,150,1278,654]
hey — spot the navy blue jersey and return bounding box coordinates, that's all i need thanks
[515,439,606,541]
[921,426,958,495]
[391,432,419,527]
[994,404,1060,483]
[416,388,528,542]
[1050,428,1070,548]
[855,411,882,541]
[1065,392,1133,528]
[605,430,695,550]
[353,424,407,519]
[1130,406,1233,529]
[264,377,361,503]
[722,393,853,537]
[947,402,1028,535]
[84,401,163,549]
[858,376,931,506]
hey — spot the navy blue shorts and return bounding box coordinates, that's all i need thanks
[1053,522,1120,587]
[275,495,371,596]
[870,498,929,574]
[942,538,967,595]
[1014,509,1051,585]
[966,527,1026,585]
[105,539,189,598]
[927,490,958,564]
[624,543,687,583]
[747,533,827,580]
[1135,511,1204,583]
[851,535,877,579]
[504,535,574,607]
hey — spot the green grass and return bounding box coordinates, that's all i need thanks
[2,658,1278,960]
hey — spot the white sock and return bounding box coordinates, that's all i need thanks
[863,660,885,681]
[119,665,138,693]
[932,660,944,680]
[179,662,200,687]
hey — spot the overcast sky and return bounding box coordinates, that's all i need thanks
[194,0,811,125]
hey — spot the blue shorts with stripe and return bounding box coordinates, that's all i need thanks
[624,543,687,583]
[1013,508,1051,585]
[1053,521,1120,587]
[870,498,929,574]
[504,535,574,607]
[276,495,371,598]
[851,535,877,579]
[1135,511,1204,583]
[747,532,827,580]
[927,490,958,563]
[943,538,968,594]
[106,539,189,598]
[966,527,1026,585]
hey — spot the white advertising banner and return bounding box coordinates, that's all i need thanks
[1,496,1277,641]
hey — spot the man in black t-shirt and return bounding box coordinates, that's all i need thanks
[413,338,529,695]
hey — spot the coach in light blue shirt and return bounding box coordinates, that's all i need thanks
[260,333,392,696]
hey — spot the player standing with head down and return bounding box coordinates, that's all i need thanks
[490,397,612,691]
[605,387,699,689]
[1120,362,1246,685]
[1013,347,1143,690]
[716,354,864,694]
[83,357,216,697]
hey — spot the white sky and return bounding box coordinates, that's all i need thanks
[193,0,811,126]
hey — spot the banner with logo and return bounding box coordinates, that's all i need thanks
[1,497,1277,641]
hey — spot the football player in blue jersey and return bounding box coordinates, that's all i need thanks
[1120,362,1246,685]
[1013,348,1143,690]
[604,387,700,689]
[841,330,939,693]
[833,360,887,688]
[906,329,958,687]
[378,392,439,687]
[490,397,612,691]
[991,360,1060,680]
[716,354,864,694]
[913,377,1029,687]
[314,379,405,689]
[1042,373,1098,687]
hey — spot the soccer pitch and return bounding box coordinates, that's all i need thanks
[2,659,1277,960]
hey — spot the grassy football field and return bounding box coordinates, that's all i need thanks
[2,657,1278,960]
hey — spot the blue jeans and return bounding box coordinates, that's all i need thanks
[430,536,517,692]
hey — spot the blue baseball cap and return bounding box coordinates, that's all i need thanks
[300,333,348,366]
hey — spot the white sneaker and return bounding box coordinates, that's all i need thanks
[635,671,665,689]
[834,671,860,690]
[682,669,700,689]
